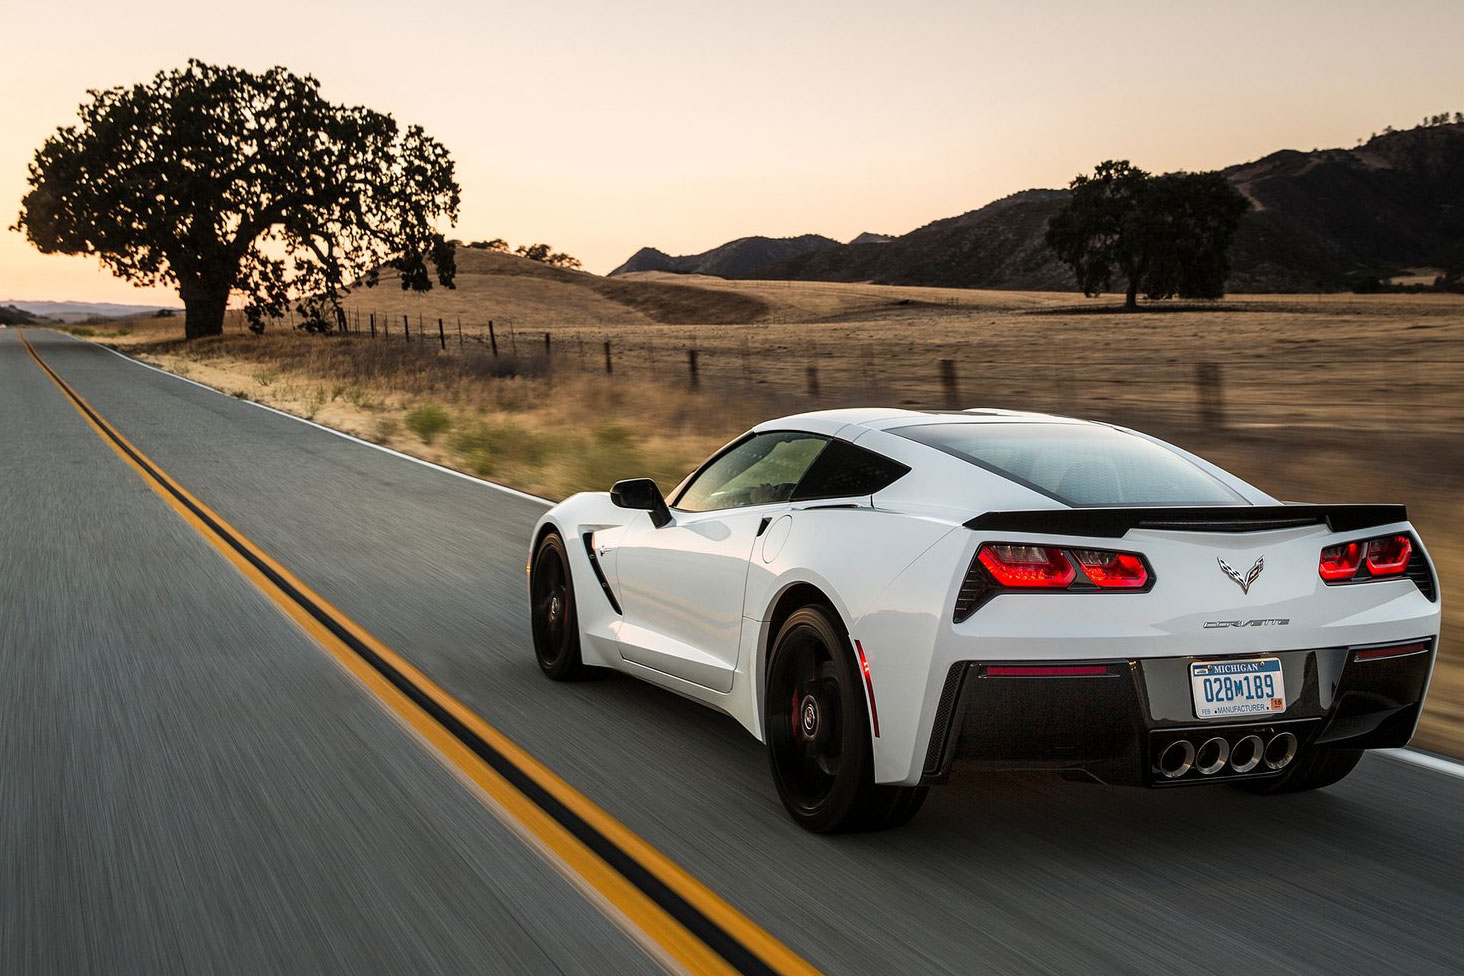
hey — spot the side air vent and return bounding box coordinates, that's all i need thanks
[581,532,622,614]
[953,554,997,623]
[1406,548,1438,602]
[922,664,970,778]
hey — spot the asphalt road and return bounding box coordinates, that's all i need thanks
[5,327,1463,975]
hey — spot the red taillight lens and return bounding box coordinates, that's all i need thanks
[1365,534,1412,576]
[1320,534,1415,583]
[977,544,1075,588]
[1071,549,1149,588]
[1319,541,1364,581]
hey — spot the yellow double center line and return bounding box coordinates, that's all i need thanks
[21,330,819,976]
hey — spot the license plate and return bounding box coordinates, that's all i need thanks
[1190,658,1286,719]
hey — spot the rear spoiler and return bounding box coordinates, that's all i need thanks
[964,504,1408,539]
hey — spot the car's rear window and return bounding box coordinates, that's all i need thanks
[893,422,1244,506]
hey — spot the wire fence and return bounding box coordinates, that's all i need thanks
[217,305,1464,435]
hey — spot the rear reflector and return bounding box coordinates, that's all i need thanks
[1365,535,1412,576]
[977,544,1075,588]
[985,665,1112,677]
[1354,642,1429,662]
[853,640,880,737]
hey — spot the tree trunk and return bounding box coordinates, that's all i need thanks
[181,287,229,340]
[1125,278,1139,310]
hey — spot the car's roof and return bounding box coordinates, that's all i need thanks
[752,407,1101,438]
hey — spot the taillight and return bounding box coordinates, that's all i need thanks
[955,543,1154,622]
[1320,533,1415,583]
[1319,541,1363,581]
[977,544,1075,588]
[1071,549,1149,588]
[1366,535,1412,576]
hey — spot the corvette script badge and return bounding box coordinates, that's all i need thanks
[1218,556,1264,594]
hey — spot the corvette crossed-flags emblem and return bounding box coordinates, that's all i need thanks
[1217,555,1265,594]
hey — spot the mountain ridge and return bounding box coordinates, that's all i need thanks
[612,124,1464,293]
[608,234,839,278]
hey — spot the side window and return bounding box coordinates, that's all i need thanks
[790,440,911,501]
[675,432,828,513]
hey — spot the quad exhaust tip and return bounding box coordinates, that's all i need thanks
[1156,730,1297,780]
[1230,735,1264,774]
[1264,732,1298,770]
[1157,739,1195,779]
[1195,737,1230,776]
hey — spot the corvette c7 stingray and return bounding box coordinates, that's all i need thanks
[528,409,1440,831]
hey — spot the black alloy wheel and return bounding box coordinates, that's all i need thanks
[765,605,927,832]
[530,532,584,680]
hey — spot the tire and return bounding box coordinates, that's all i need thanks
[530,532,585,680]
[764,606,928,832]
[1234,747,1363,795]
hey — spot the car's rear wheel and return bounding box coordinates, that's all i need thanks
[765,606,927,832]
[1233,746,1363,794]
[530,532,585,680]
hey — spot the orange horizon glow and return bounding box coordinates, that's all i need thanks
[3,0,1462,305]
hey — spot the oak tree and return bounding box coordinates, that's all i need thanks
[1045,161,1249,308]
[15,61,460,338]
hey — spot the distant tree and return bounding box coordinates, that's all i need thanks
[1455,112,1464,125]
[1139,172,1252,300]
[14,61,460,339]
[514,243,581,268]
[467,238,509,251]
[1045,160,1250,308]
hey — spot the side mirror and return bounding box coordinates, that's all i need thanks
[610,478,672,528]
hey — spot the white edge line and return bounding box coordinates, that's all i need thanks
[45,331,1464,784]
[70,331,553,507]
[1376,748,1464,780]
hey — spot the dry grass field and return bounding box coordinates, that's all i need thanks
[78,269,1464,756]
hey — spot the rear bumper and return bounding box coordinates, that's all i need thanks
[921,639,1436,787]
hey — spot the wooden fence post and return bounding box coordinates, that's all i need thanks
[369,312,376,338]
[806,364,820,399]
[438,318,447,350]
[940,359,959,409]
[488,320,498,356]
[604,340,613,375]
[456,316,463,346]
[403,315,411,342]
[687,348,700,390]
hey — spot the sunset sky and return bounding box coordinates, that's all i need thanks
[3,0,1462,305]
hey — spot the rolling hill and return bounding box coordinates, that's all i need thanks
[338,247,771,328]
[608,234,839,278]
[1,300,181,322]
[613,124,1464,293]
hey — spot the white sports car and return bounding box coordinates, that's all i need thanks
[528,409,1441,831]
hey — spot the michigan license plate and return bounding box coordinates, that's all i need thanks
[1191,658,1286,719]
